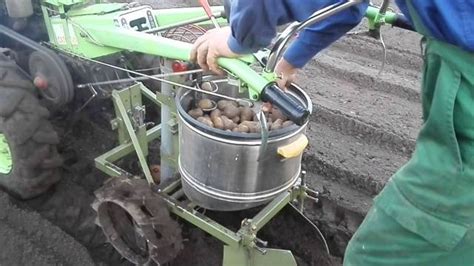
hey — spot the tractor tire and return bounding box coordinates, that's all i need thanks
[0,60,62,199]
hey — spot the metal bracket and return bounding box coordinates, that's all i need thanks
[167,119,179,134]
[130,105,146,130]
[156,91,177,113]
[223,246,297,266]
[95,123,161,178]
[96,83,162,184]
[112,87,153,183]
[293,170,320,213]
[157,180,306,266]
[161,194,242,247]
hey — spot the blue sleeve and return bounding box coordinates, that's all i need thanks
[227,0,294,54]
[284,1,369,68]
[228,0,369,67]
[395,0,474,52]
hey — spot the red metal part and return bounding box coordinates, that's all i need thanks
[172,61,188,73]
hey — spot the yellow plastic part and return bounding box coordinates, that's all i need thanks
[277,134,309,159]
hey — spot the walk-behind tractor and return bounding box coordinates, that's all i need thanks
[0,0,412,265]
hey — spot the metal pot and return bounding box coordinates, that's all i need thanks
[176,81,312,211]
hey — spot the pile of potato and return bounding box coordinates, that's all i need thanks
[188,99,295,133]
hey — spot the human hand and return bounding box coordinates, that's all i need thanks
[275,58,299,90]
[190,26,238,75]
[261,59,299,111]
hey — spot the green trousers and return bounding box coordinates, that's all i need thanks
[344,39,474,265]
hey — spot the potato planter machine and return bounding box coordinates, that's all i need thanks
[0,0,413,264]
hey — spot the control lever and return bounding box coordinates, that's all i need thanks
[347,0,415,75]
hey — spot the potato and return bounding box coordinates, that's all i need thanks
[217,100,229,110]
[270,107,287,122]
[232,116,240,124]
[282,120,294,128]
[212,116,224,129]
[217,100,238,110]
[198,99,214,110]
[223,105,240,119]
[188,108,203,119]
[221,116,236,130]
[197,116,214,127]
[270,119,283,131]
[240,121,253,127]
[210,109,222,120]
[238,124,250,133]
[240,106,253,122]
[201,81,214,92]
[240,121,259,133]
[233,124,249,133]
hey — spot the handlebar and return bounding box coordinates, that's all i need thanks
[365,5,415,32]
[265,0,363,72]
[261,84,310,126]
[260,0,363,125]
[214,1,415,125]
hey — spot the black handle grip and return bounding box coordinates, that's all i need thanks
[393,14,415,32]
[261,84,310,126]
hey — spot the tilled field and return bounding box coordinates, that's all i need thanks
[0,1,424,265]
[300,28,423,257]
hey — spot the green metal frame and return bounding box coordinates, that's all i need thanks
[89,69,309,264]
[40,2,269,101]
[161,179,303,266]
[365,5,400,30]
[37,1,326,264]
[93,77,303,265]
[95,83,161,183]
[0,0,407,263]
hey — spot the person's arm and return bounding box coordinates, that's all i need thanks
[284,1,369,68]
[190,0,368,74]
[228,0,368,66]
[226,0,293,54]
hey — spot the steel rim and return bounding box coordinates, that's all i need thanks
[98,202,150,264]
[0,133,13,174]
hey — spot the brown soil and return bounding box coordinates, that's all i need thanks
[0,193,94,265]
